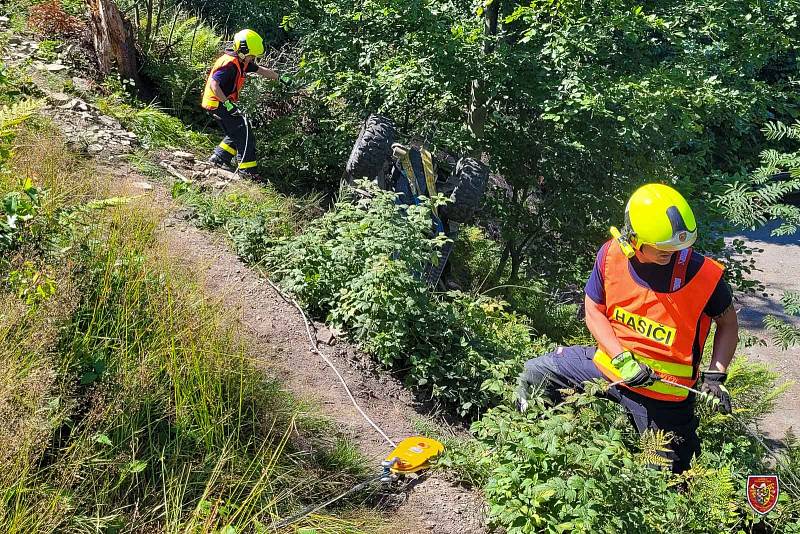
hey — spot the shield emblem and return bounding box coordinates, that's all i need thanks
[747,475,779,515]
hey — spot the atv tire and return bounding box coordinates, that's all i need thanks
[345,115,395,184]
[440,157,489,223]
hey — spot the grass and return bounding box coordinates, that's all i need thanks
[126,145,323,264]
[0,113,381,531]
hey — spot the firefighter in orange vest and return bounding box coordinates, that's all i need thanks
[515,184,739,473]
[202,29,278,181]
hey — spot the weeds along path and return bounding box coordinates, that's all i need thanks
[153,197,486,533]
[12,50,486,534]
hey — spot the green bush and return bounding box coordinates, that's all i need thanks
[262,184,550,416]
[241,82,359,191]
[465,370,800,534]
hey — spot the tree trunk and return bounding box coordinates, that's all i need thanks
[491,239,511,292]
[86,0,142,93]
[467,0,500,157]
[144,0,153,44]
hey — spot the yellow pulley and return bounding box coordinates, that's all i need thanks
[383,436,445,477]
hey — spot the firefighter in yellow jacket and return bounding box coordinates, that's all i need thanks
[515,184,739,473]
[202,29,278,181]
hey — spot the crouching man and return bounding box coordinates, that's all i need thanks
[516,184,739,473]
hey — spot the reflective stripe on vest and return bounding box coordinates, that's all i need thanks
[592,240,724,402]
[202,53,246,110]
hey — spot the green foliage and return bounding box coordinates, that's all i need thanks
[765,291,800,349]
[717,120,800,237]
[134,7,222,122]
[6,260,56,307]
[449,224,505,292]
[0,99,39,148]
[96,95,214,152]
[262,183,549,416]
[172,179,320,262]
[282,0,800,291]
[461,368,800,534]
[0,177,41,253]
[171,0,294,43]
[35,39,61,61]
[0,64,36,106]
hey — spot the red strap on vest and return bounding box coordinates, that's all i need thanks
[670,248,692,291]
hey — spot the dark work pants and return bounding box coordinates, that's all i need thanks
[517,345,700,473]
[208,105,257,170]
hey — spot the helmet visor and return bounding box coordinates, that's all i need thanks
[648,230,697,251]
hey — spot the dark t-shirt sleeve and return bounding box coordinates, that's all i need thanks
[704,278,733,318]
[584,242,610,305]
[211,62,238,86]
[245,61,259,73]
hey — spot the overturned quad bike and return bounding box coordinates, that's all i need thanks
[345,115,489,289]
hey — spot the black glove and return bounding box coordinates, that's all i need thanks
[611,350,657,387]
[223,100,241,116]
[699,370,731,414]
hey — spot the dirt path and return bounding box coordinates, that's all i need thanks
[730,223,800,440]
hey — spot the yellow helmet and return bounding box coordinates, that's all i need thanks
[624,183,697,251]
[233,29,265,57]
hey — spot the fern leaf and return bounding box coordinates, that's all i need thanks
[636,429,673,469]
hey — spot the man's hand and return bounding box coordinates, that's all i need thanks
[256,65,280,81]
[612,350,656,387]
[223,100,241,116]
[515,396,528,413]
[699,370,732,414]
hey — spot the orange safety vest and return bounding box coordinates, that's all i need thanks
[592,240,724,402]
[201,53,246,110]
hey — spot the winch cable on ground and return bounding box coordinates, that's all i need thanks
[270,470,389,530]
[257,276,447,528]
[263,277,397,449]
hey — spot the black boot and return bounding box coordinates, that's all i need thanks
[208,153,233,170]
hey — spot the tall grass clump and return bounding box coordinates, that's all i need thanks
[121,1,222,122]
[0,114,377,531]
